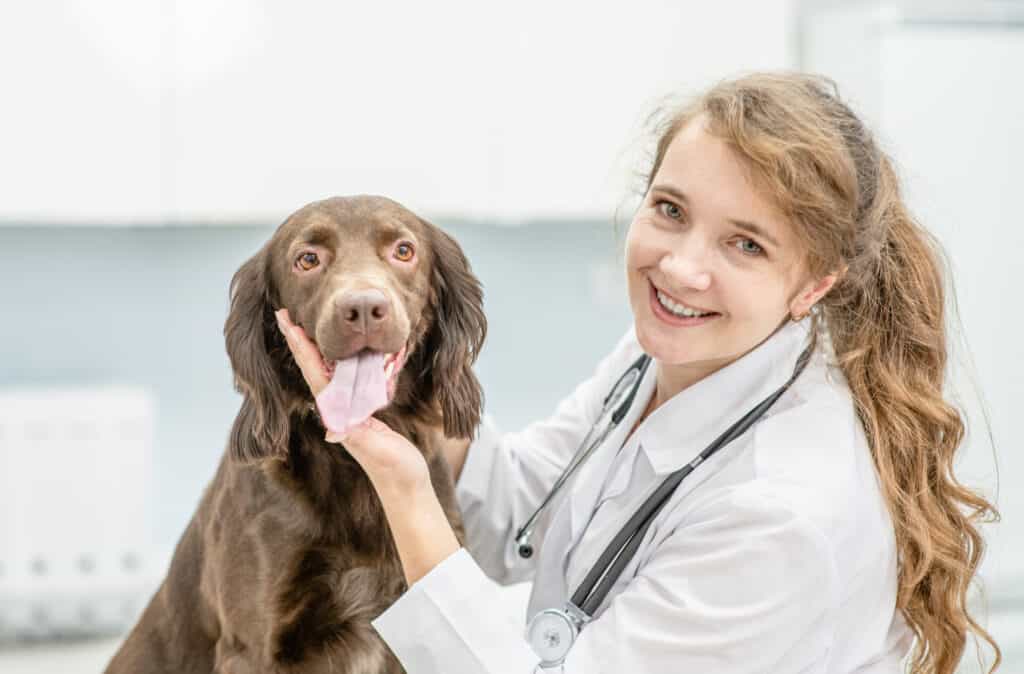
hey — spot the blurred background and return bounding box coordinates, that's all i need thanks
[0,0,1020,671]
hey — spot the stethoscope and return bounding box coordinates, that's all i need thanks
[513,352,653,561]
[519,342,815,670]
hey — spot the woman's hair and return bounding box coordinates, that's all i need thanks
[640,72,999,673]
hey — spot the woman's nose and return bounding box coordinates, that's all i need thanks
[659,247,712,292]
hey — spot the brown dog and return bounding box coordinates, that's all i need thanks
[105,196,486,673]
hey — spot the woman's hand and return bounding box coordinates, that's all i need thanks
[275,308,430,496]
[274,308,330,397]
[330,417,431,497]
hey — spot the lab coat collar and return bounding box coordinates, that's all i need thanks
[636,318,813,476]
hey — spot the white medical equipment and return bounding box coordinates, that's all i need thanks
[0,386,161,641]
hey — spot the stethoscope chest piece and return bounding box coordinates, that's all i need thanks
[526,604,589,668]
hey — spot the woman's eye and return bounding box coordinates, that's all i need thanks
[297,252,320,270]
[657,201,683,220]
[394,241,415,262]
[735,238,764,256]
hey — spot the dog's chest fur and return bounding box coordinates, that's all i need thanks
[194,414,457,673]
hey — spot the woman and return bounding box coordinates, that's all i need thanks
[276,72,999,673]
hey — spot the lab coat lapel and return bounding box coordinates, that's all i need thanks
[528,422,649,622]
[566,366,657,547]
[566,425,624,549]
[526,493,573,621]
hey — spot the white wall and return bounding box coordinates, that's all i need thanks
[0,0,796,225]
[802,3,1024,667]
[878,24,1024,590]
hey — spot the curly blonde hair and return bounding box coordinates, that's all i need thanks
[640,72,1000,673]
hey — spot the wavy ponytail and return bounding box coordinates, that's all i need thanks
[644,72,1001,672]
[826,156,1000,673]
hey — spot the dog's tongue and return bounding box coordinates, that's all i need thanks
[315,351,388,435]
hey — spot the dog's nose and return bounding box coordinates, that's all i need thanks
[337,289,391,334]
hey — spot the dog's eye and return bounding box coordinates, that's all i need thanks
[297,252,320,271]
[394,242,415,262]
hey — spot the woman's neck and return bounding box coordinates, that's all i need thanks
[649,356,733,416]
[647,321,793,415]
[626,356,734,442]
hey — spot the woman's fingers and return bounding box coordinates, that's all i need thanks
[338,418,402,455]
[275,308,330,396]
[335,417,431,493]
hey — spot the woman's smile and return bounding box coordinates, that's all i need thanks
[647,279,721,327]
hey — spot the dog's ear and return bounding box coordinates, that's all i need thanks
[420,222,487,439]
[223,246,290,463]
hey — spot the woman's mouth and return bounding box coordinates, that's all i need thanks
[648,280,721,327]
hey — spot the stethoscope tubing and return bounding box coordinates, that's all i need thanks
[514,354,653,559]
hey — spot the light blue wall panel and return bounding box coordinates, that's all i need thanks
[0,222,632,546]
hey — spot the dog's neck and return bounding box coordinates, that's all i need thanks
[255,406,435,549]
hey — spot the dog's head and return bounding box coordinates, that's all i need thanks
[224,195,486,463]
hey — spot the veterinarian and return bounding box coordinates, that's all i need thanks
[277,72,999,673]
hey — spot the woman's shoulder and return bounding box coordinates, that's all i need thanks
[742,347,888,533]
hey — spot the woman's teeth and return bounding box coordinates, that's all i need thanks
[656,290,714,318]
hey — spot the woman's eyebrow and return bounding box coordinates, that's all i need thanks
[729,219,780,248]
[651,183,781,248]
[651,183,689,204]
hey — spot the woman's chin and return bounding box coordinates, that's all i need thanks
[636,322,726,367]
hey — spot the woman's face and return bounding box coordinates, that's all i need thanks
[626,118,832,373]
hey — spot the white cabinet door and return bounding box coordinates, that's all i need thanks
[0,1,167,224]
[167,0,796,223]
[1,0,796,225]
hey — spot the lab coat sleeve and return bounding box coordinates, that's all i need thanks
[372,485,839,674]
[453,326,642,585]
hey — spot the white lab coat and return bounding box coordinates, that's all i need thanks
[372,319,915,673]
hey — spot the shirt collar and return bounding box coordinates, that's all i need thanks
[632,318,814,476]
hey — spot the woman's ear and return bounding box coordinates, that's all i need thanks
[790,268,842,319]
[419,221,487,439]
[223,246,291,462]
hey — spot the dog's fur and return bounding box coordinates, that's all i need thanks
[105,196,486,673]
